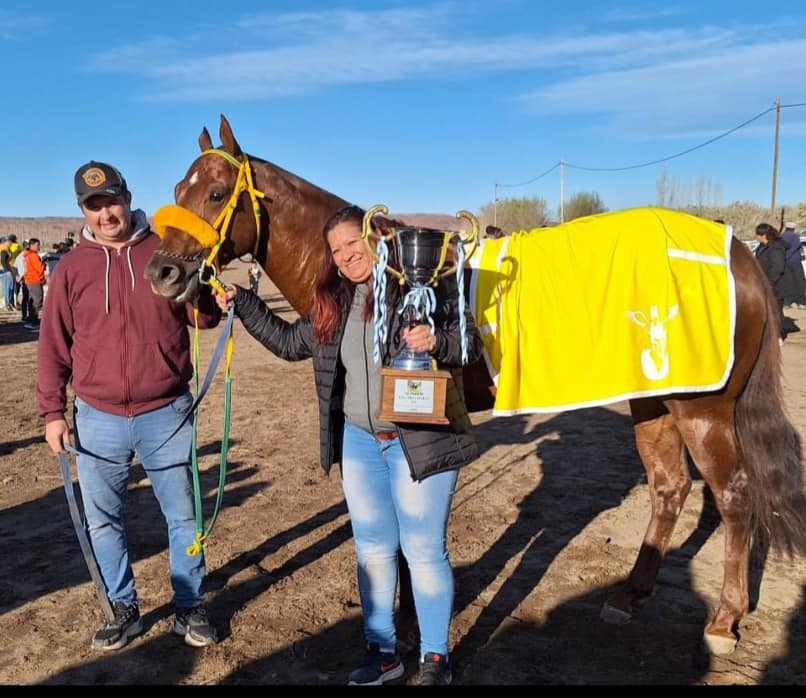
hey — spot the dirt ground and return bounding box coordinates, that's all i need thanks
[1,261,805,686]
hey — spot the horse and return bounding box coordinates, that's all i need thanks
[145,114,806,656]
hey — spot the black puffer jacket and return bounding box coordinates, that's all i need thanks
[755,237,787,299]
[232,276,482,481]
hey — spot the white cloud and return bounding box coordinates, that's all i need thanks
[520,39,806,137]
[81,6,806,139]
[0,10,47,41]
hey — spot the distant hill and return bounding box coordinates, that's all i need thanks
[391,212,474,232]
[0,217,84,248]
[0,212,476,249]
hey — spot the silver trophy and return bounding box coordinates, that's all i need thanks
[362,204,479,370]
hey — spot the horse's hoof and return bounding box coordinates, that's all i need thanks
[703,630,737,655]
[600,602,632,625]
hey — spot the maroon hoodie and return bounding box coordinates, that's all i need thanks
[36,211,221,422]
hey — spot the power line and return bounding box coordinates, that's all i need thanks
[495,101,805,186]
[498,162,561,189]
[565,105,775,172]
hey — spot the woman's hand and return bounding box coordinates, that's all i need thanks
[403,324,438,354]
[215,285,237,312]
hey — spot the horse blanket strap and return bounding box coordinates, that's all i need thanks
[469,207,735,414]
[59,306,235,466]
[57,452,115,622]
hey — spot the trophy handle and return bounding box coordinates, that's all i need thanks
[361,204,406,283]
[436,210,480,279]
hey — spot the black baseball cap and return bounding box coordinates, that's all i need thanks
[74,161,129,205]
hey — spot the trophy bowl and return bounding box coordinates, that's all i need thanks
[394,227,452,287]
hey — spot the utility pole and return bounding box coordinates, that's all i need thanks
[559,160,565,223]
[770,99,781,218]
[494,182,498,227]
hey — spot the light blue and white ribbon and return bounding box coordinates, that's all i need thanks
[371,237,390,365]
[455,239,469,364]
[399,285,437,333]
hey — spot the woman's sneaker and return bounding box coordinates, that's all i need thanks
[173,605,218,647]
[417,652,452,686]
[347,643,405,685]
[91,601,143,651]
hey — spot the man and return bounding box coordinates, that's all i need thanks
[22,238,46,330]
[36,161,221,651]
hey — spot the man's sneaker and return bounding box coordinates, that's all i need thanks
[347,643,405,685]
[173,605,218,647]
[417,652,452,686]
[91,601,143,651]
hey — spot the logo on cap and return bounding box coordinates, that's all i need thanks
[82,167,108,188]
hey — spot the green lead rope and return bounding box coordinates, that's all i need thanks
[187,305,235,557]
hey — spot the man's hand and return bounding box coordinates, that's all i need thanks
[45,419,71,455]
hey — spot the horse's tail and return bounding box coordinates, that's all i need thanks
[735,287,806,557]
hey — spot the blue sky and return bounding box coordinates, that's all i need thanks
[2,1,805,219]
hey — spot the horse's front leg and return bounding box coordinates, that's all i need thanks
[602,404,691,623]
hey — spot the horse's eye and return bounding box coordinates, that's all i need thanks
[209,191,225,203]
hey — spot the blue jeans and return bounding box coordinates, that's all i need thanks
[341,421,458,659]
[0,272,10,307]
[74,393,205,609]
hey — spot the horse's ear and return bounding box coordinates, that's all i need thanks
[199,127,213,152]
[219,114,243,158]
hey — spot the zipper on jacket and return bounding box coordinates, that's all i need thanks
[117,248,133,416]
[363,318,374,433]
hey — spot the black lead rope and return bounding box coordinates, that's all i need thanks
[57,451,116,622]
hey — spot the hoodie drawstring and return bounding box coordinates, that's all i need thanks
[126,247,136,291]
[103,248,111,315]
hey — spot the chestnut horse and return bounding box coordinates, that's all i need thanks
[145,115,806,656]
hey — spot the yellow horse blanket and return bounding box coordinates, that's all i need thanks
[468,207,735,415]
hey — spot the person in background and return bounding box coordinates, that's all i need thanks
[36,161,221,652]
[14,240,29,322]
[0,236,12,311]
[22,238,46,330]
[42,242,65,279]
[247,259,262,295]
[7,234,22,309]
[754,222,787,342]
[780,222,806,309]
[215,204,482,686]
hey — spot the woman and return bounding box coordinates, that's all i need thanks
[754,222,787,342]
[216,205,481,685]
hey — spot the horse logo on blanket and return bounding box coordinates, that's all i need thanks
[626,304,680,380]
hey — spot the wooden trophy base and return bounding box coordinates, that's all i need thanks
[378,367,451,425]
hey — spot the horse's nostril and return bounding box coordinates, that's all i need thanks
[159,265,182,284]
